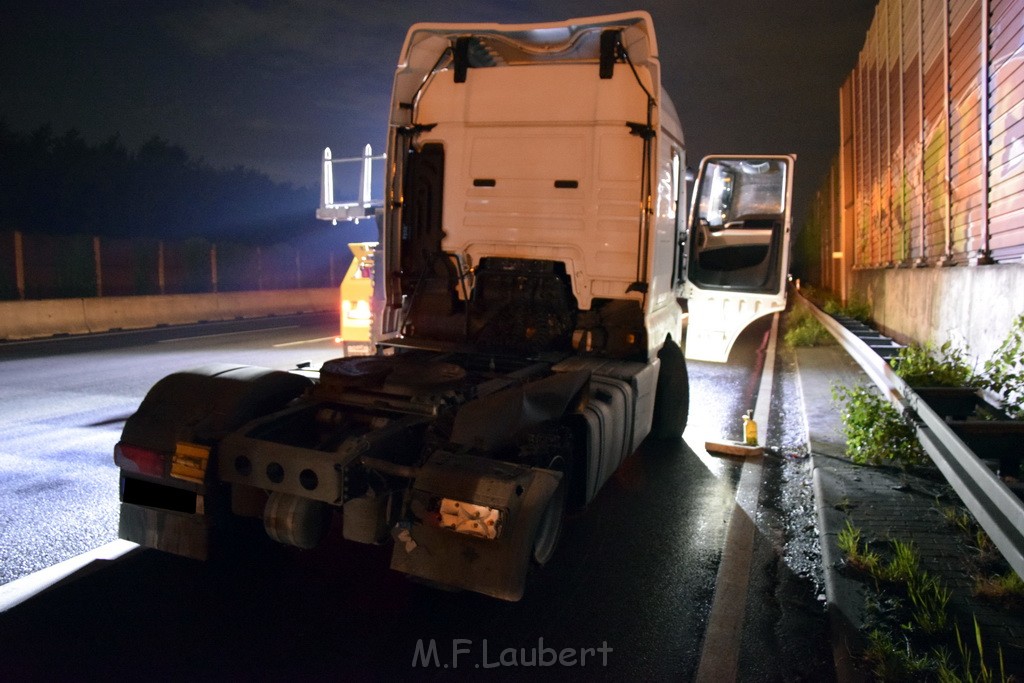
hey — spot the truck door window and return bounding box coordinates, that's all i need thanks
[688,157,789,294]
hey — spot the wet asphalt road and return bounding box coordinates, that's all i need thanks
[0,313,345,586]
[0,313,832,680]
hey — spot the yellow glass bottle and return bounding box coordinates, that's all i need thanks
[743,410,758,446]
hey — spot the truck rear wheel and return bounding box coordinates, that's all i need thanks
[263,492,331,549]
[651,338,689,439]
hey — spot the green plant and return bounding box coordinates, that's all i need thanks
[941,505,974,536]
[850,526,1015,681]
[824,296,872,322]
[837,520,882,574]
[938,617,1008,683]
[975,528,994,556]
[836,520,860,555]
[832,383,928,468]
[862,537,950,635]
[981,314,1024,420]
[884,539,921,584]
[974,571,1024,607]
[907,573,952,633]
[890,341,977,388]
[862,628,935,680]
[784,307,834,347]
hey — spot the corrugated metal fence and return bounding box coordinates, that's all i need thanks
[806,0,1024,299]
[0,230,351,301]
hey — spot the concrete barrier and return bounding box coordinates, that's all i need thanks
[853,263,1024,365]
[0,299,91,340]
[0,288,336,341]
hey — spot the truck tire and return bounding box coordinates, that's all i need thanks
[651,338,689,439]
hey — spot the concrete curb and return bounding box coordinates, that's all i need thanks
[795,343,873,682]
[812,459,869,683]
[0,288,337,341]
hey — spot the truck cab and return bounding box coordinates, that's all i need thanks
[378,12,686,365]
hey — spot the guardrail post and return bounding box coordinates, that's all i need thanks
[93,236,103,297]
[158,241,166,295]
[210,244,218,294]
[257,246,263,291]
[14,230,25,300]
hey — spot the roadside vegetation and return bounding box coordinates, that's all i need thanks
[981,313,1024,420]
[837,519,1016,681]
[799,291,1024,680]
[0,122,317,242]
[831,383,928,468]
[889,341,978,389]
[784,304,835,348]
[938,505,1024,611]
[823,295,872,322]
[881,314,1023,421]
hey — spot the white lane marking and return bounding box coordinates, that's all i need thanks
[272,336,337,347]
[0,540,140,613]
[695,312,778,682]
[156,325,299,343]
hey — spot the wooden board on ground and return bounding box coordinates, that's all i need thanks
[705,440,764,457]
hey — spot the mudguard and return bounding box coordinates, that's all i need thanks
[121,363,313,453]
[117,364,312,559]
[390,451,561,601]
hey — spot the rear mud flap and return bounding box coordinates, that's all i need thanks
[119,503,211,561]
[390,452,561,601]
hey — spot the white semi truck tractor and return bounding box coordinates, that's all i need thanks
[114,12,793,600]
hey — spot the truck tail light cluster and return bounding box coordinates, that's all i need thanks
[114,442,165,478]
[114,441,210,484]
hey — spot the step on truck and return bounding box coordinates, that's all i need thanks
[114,11,794,600]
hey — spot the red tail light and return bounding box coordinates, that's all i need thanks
[114,442,166,478]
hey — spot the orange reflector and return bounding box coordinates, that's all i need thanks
[170,442,211,483]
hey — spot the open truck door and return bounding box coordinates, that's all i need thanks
[680,155,795,362]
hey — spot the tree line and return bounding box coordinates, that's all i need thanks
[0,120,320,243]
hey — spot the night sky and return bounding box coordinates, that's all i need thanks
[1,0,878,223]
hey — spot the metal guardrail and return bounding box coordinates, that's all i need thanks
[796,291,1024,579]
